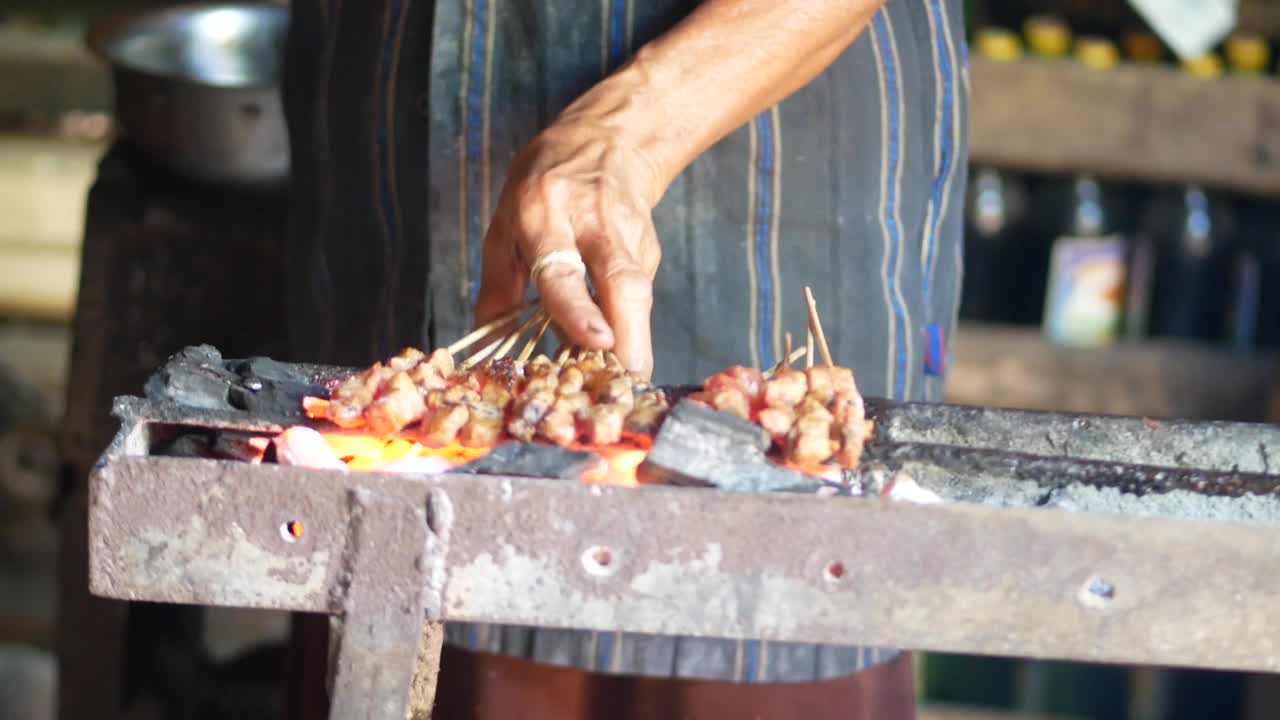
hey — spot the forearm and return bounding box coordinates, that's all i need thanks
[557,0,886,205]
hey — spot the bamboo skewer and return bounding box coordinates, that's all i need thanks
[447,301,537,356]
[762,347,808,379]
[517,315,553,363]
[806,327,815,370]
[460,336,504,370]
[493,309,548,360]
[783,333,793,371]
[803,286,834,367]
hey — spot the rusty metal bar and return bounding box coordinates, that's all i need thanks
[325,487,447,720]
[88,406,1280,674]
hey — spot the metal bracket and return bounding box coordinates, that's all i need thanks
[327,487,453,720]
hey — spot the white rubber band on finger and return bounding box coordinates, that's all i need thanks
[528,249,587,285]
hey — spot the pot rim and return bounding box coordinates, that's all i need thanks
[86,1,289,92]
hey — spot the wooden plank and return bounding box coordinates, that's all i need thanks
[0,135,104,248]
[0,244,80,323]
[946,323,1280,422]
[969,57,1280,196]
[0,26,111,121]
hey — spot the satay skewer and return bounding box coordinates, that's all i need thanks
[517,315,553,362]
[803,286,834,367]
[460,336,504,370]
[447,301,538,356]
[492,309,548,360]
[762,347,808,379]
[806,327,815,370]
[783,333,793,370]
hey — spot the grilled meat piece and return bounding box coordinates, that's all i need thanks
[409,361,449,392]
[557,365,585,395]
[479,383,514,415]
[805,367,836,404]
[364,372,427,434]
[422,404,469,446]
[507,389,556,442]
[586,403,625,445]
[833,418,874,467]
[326,399,367,429]
[527,355,555,378]
[387,347,426,372]
[538,406,578,446]
[481,357,521,391]
[555,391,592,419]
[709,387,751,420]
[788,414,835,465]
[704,365,763,401]
[797,395,834,422]
[757,406,796,442]
[425,347,455,374]
[762,370,807,409]
[525,374,559,395]
[830,366,857,398]
[625,391,669,433]
[327,363,394,428]
[594,375,635,411]
[443,384,481,406]
[460,407,504,447]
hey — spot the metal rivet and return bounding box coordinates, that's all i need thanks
[823,561,847,584]
[1078,575,1115,609]
[581,545,617,577]
[280,520,304,543]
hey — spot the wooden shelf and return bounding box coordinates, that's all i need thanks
[946,323,1280,422]
[969,57,1280,196]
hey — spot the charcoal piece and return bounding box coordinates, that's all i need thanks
[210,431,270,463]
[454,442,604,480]
[227,379,319,419]
[154,433,213,458]
[230,356,314,386]
[144,349,238,411]
[638,399,824,494]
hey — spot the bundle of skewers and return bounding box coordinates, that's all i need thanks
[689,288,873,467]
[313,286,872,468]
[318,301,669,448]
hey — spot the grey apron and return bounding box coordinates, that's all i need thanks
[283,0,969,682]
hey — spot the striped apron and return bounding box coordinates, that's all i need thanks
[282,0,969,683]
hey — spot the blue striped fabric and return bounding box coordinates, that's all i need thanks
[282,0,969,682]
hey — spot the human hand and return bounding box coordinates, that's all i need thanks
[473,120,663,378]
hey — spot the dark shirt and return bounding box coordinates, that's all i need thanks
[283,0,969,682]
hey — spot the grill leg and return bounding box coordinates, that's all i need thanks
[407,622,445,720]
[327,488,452,720]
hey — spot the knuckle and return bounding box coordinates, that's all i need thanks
[604,264,653,308]
[515,176,564,228]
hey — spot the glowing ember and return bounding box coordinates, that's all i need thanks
[302,396,331,420]
[320,434,489,470]
[290,393,655,485]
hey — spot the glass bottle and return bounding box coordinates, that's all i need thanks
[1038,38,1131,348]
[961,28,1032,324]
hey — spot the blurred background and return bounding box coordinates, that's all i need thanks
[0,0,1278,719]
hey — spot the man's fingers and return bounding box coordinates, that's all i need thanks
[583,246,655,378]
[534,260,613,350]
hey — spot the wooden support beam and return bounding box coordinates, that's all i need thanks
[969,57,1280,196]
[946,323,1280,422]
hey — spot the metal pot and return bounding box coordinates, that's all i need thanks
[87,2,290,188]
